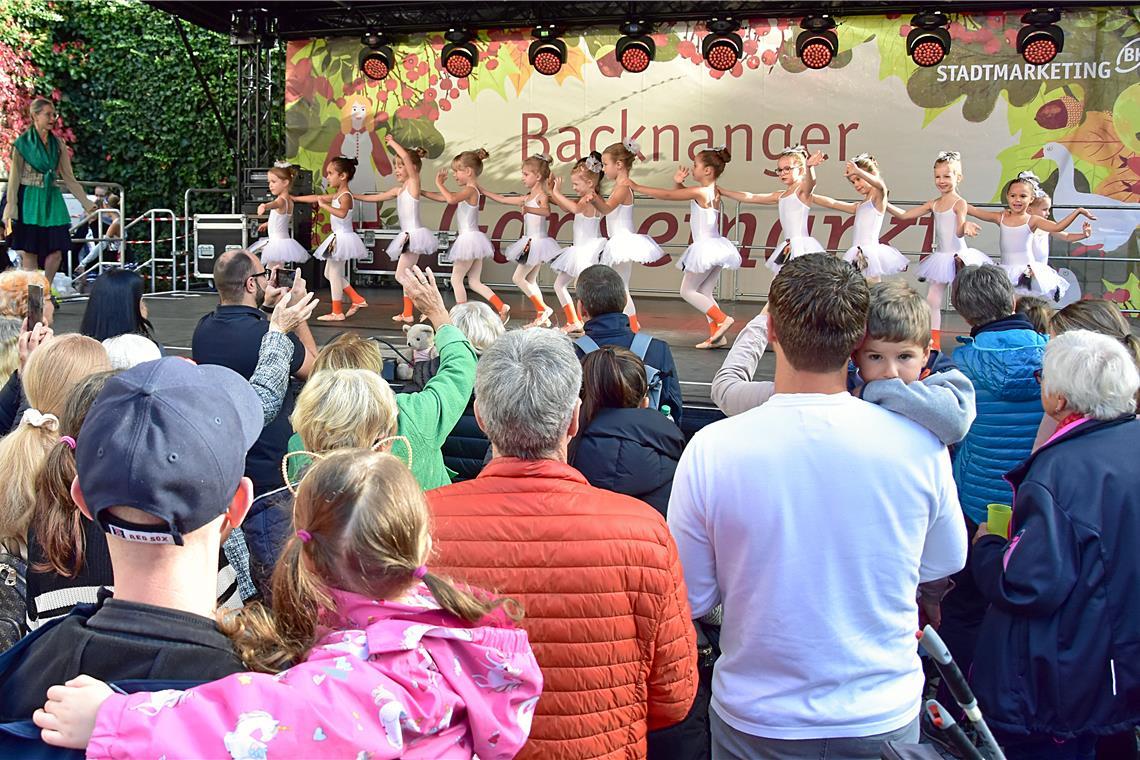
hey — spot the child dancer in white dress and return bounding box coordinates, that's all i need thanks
[811,153,908,282]
[291,156,369,321]
[251,162,309,276]
[548,153,607,333]
[355,135,439,323]
[434,148,510,323]
[625,147,740,349]
[479,153,561,328]
[720,145,825,275]
[887,151,992,348]
[588,139,665,333]
[966,171,1095,302]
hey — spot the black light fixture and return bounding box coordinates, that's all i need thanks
[702,17,743,71]
[797,15,838,69]
[907,11,951,67]
[616,20,655,73]
[230,10,275,47]
[1018,8,1064,65]
[359,32,395,80]
[442,29,478,78]
[529,25,567,76]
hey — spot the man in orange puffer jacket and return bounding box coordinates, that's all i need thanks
[427,328,697,760]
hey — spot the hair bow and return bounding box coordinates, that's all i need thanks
[851,152,872,163]
[1016,170,1042,186]
[584,155,603,173]
[273,160,293,169]
[622,137,641,154]
[936,150,961,162]
[530,152,552,164]
[21,408,59,431]
[780,144,808,157]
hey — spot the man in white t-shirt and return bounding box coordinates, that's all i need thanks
[668,254,967,758]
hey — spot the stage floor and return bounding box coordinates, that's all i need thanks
[53,285,973,407]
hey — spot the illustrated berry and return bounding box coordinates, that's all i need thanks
[486,58,499,70]
[1034,95,1083,130]
[761,49,778,65]
[440,100,451,111]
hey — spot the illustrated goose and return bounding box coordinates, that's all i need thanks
[1035,142,1140,254]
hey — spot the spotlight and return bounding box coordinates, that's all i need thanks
[616,20,655,73]
[1018,9,1064,65]
[797,15,838,70]
[442,29,477,78]
[702,17,743,72]
[359,34,395,81]
[907,12,951,67]
[529,25,566,76]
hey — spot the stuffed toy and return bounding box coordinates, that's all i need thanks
[398,323,440,390]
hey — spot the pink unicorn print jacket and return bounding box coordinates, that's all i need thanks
[85,585,542,759]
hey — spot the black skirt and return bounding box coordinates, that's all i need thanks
[10,186,71,256]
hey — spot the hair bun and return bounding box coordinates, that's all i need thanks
[339,155,359,167]
[474,148,490,160]
[712,145,732,163]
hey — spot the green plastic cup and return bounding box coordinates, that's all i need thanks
[987,503,1013,539]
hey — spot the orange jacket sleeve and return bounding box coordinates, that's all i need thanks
[645,535,699,730]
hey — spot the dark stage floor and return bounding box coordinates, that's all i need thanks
[52,285,972,410]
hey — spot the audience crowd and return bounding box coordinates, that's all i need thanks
[0,253,1136,760]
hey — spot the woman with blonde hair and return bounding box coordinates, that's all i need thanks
[0,333,110,557]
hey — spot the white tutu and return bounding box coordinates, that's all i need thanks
[551,238,606,278]
[504,235,562,266]
[765,236,825,274]
[447,230,494,262]
[602,231,664,265]
[249,237,309,265]
[843,242,908,278]
[386,227,439,261]
[313,231,369,261]
[1001,262,1069,300]
[677,237,741,273]
[917,248,993,284]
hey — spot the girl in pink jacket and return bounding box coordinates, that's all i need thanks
[34,449,542,759]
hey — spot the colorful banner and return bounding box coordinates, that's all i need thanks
[285,9,1140,306]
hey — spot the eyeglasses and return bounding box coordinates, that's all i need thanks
[775,167,795,174]
[1033,368,1043,385]
[248,270,269,282]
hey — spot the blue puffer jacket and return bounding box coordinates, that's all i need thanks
[951,314,1046,524]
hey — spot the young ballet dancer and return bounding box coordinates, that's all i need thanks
[623,146,740,349]
[478,153,561,328]
[811,153,909,282]
[886,150,992,348]
[588,138,665,333]
[34,449,542,758]
[719,145,825,275]
[434,148,510,323]
[965,171,1095,303]
[250,162,310,277]
[353,135,440,323]
[1028,189,1092,267]
[548,152,607,333]
[291,156,369,322]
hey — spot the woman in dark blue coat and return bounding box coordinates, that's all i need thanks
[570,346,685,517]
[971,329,1140,760]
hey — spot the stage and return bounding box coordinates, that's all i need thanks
[54,285,973,428]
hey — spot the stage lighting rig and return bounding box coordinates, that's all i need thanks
[529,25,567,76]
[797,15,838,70]
[359,32,395,80]
[616,20,655,73]
[1018,9,1064,65]
[442,29,478,78]
[907,11,951,67]
[702,17,743,72]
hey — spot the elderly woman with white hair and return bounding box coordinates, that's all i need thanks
[970,329,1140,760]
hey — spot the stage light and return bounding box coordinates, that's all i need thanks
[442,29,477,79]
[907,11,951,67]
[529,26,567,76]
[359,34,395,80]
[616,20,655,73]
[1018,9,1064,65]
[702,17,743,72]
[797,15,838,70]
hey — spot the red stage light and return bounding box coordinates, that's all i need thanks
[703,35,742,71]
[529,30,567,76]
[359,46,394,80]
[799,40,833,69]
[1017,10,1064,66]
[442,41,477,78]
[796,16,838,71]
[906,12,950,67]
[617,21,655,73]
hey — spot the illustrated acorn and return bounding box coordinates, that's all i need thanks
[1035,87,1083,130]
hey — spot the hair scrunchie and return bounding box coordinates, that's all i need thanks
[21,408,59,432]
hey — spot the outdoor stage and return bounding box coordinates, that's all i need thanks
[53,286,973,434]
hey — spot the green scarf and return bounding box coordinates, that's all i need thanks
[13,128,70,227]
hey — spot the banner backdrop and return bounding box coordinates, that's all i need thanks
[285,8,1140,306]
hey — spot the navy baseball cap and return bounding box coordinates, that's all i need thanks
[76,357,263,545]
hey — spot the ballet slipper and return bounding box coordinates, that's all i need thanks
[346,301,368,318]
[695,335,729,350]
[498,303,511,325]
[391,313,414,323]
[708,315,735,344]
[560,321,584,335]
[317,312,346,322]
[526,307,553,329]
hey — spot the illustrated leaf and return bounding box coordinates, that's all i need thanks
[1060,111,1127,166]
[553,40,588,85]
[505,41,533,95]
[1094,162,1140,204]
[389,117,445,158]
[466,41,522,101]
